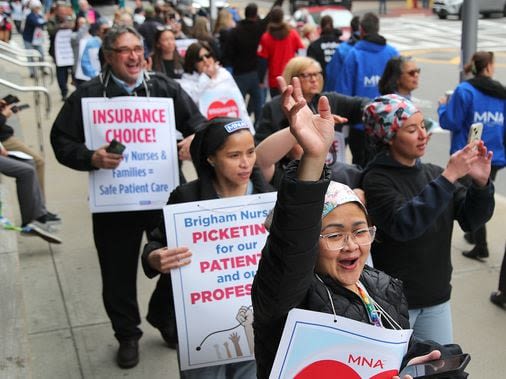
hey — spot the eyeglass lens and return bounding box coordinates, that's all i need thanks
[299,72,322,80]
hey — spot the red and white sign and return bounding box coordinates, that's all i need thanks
[270,308,412,379]
[207,99,240,119]
[82,97,179,213]
[164,193,277,370]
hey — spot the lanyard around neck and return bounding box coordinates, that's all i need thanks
[356,281,382,328]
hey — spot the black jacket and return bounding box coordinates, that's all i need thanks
[50,70,205,172]
[252,161,410,379]
[142,168,273,278]
[362,151,495,308]
[306,32,341,79]
[255,92,369,143]
[137,17,162,53]
[224,0,283,75]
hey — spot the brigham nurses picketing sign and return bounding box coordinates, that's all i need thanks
[164,193,277,371]
[82,97,179,213]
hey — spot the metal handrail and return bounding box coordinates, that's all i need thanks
[0,40,42,59]
[0,53,54,85]
[0,78,52,155]
[0,78,50,115]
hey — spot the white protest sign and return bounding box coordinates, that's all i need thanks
[82,97,179,213]
[55,29,74,67]
[175,38,198,57]
[164,192,277,370]
[270,308,412,379]
[326,131,346,165]
[198,85,254,133]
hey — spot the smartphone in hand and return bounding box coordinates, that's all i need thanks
[399,353,470,378]
[12,104,30,113]
[2,94,20,105]
[467,122,483,144]
[106,139,126,155]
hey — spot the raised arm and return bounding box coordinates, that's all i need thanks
[255,127,298,183]
[277,76,335,180]
[253,76,335,321]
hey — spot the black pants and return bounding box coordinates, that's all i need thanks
[92,210,160,342]
[146,273,177,335]
[471,166,500,249]
[56,65,73,98]
[499,245,506,293]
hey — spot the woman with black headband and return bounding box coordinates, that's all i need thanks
[141,117,272,378]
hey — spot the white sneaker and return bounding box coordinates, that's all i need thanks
[22,221,62,244]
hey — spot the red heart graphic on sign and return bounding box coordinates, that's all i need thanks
[294,360,361,379]
[293,360,399,379]
[207,99,239,119]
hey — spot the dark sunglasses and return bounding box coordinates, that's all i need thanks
[197,53,213,62]
[404,68,421,77]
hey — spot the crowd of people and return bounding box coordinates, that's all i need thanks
[0,0,505,377]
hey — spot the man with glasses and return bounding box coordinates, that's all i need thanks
[50,25,205,369]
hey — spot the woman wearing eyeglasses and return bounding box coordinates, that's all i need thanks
[379,56,421,99]
[152,27,184,79]
[438,51,506,261]
[252,78,458,379]
[256,57,368,145]
[255,57,367,189]
[379,55,440,137]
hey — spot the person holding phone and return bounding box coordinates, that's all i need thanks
[362,94,494,344]
[438,51,506,261]
[0,98,60,224]
[252,77,468,379]
[50,25,205,369]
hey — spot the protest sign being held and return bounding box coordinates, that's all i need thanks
[270,308,412,379]
[55,29,74,67]
[164,193,277,371]
[82,97,179,213]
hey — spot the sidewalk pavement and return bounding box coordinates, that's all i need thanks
[1,26,505,379]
